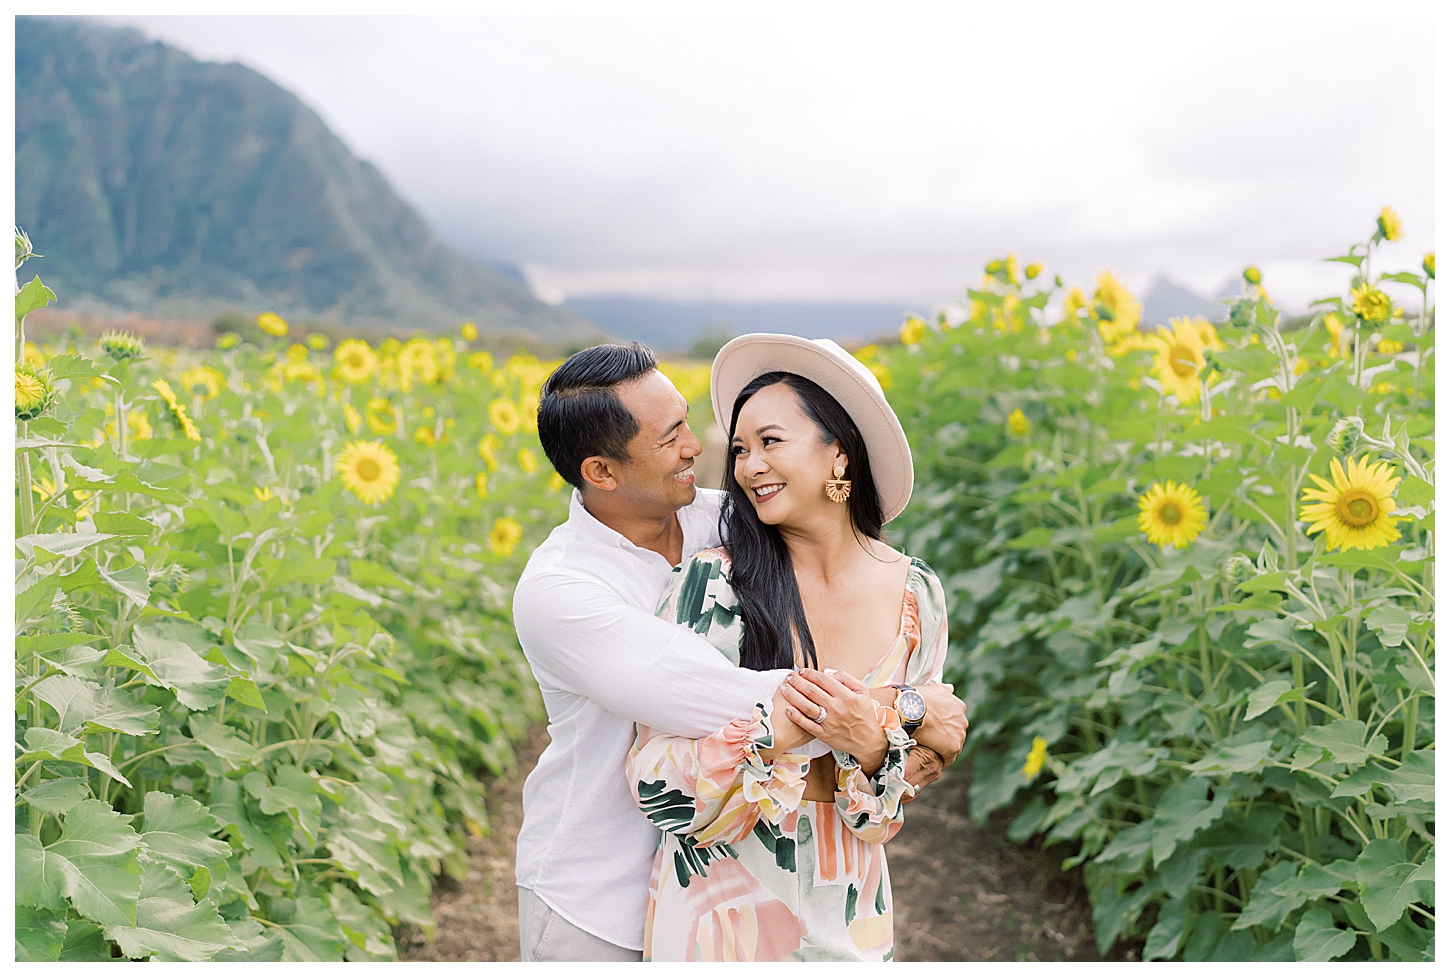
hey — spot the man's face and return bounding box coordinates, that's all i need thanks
[609,370,703,516]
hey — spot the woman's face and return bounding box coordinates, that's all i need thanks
[731,382,846,528]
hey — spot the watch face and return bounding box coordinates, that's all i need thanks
[898,689,927,724]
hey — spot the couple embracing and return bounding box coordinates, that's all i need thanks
[513,333,968,962]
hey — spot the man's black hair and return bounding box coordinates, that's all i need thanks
[537,342,659,490]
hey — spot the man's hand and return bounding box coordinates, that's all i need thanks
[902,745,945,800]
[910,682,968,767]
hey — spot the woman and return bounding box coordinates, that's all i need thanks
[626,334,949,961]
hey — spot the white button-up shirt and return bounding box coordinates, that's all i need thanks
[512,488,788,951]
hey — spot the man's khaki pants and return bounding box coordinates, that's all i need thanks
[517,886,643,962]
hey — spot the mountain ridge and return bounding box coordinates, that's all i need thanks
[15,16,602,342]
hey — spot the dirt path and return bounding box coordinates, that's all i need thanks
[401,728,1130,962]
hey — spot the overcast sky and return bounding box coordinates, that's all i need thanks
[106,12,1435,312]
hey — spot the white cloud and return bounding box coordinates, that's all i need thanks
[102,12,1435,311]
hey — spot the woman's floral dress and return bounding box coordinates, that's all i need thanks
[627,548,949,961]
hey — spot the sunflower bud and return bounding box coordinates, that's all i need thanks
[1223,554,1257,585]
[1243,266,1262,285]
[1024,262,1043,281]
[15,226,38,270]
[1377,206,1403,242]
[1424,252,1435,280]
[1327,416,1364,457]
[295,463,322,494]
[1229,299,1255,330]
[99,330,147,362]
[15,364,56,420]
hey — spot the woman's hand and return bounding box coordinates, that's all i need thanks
[760,685,816,761]
[780,668,888,771]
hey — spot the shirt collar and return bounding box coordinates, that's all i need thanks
[568,489,679,566]
[567,488,720,568]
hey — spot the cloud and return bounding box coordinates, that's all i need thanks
[106,13,1435,310]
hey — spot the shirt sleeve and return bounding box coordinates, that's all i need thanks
[626,552,808,847]
[512,566,789,739]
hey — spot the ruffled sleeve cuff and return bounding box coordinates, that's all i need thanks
[717,699,809,825]
[833,701,916,831]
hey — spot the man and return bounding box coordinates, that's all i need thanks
[512,342,967,962]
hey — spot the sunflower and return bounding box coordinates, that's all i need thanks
[898,316,926,346]
[1149,318,1208,403]
[1324,312,1348,358]
[489,517,524,557]
[1093,269,1142,343]
[336,440,401,505]
[490,398,521,435]
[1424,253,1435,279]
[477,433,501,470]
[1022,736,1048,780]
[1138,480,1208,548]
[1300,457,1402,552]
[1351,283,1392,323]
[475,472,489,499]
[105,410,153,443]
[1007,408,1030,436]
[517,448,539,474]
[548,471,567,492]
[521,392,541,433]
[1025,261,1043,281]
[152,379,202,440]
[257,312,289,337]
[1063,286,1087,318]
[330,339,376,384]
[344,403,363,434]
[1377,206,1403,242]
[253,485,275,502]
[460,321,479,341]
[366,397,397,435]
[397,338,439,391]
[180,365,225,399]
[1377,338,1404,355]
[467,350,495,373]
[16,365,55,420]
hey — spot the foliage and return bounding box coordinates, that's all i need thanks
[875,220,1434,960]
[14,266,571,958]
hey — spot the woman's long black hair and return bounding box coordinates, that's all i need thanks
[721,372,886,671]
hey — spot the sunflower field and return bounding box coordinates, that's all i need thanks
[12,226,716,962]
[870,210,1434,961]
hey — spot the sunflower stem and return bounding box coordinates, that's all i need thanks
[17,420,37,537]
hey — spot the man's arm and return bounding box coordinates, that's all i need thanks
[513,569,792,739]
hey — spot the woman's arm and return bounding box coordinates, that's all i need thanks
[627,696,811,849]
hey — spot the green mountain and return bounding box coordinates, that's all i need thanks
[15,16,600,341]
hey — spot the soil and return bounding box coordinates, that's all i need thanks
[399,727,1135,962]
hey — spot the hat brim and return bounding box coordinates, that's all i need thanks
[710,333,914,523]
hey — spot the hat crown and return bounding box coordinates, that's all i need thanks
[710,332,914,523]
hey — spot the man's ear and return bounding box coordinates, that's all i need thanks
[579,455,619,492]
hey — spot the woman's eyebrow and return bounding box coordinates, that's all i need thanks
[754,424,786,436]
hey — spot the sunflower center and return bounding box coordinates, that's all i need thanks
[1158,503,1183,526]
[1337,490,1379,527]
[1169,344,1198,378]
[347,353,365,368]
[356,458,382,482]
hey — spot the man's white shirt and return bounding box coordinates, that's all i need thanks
[512,488,787,951]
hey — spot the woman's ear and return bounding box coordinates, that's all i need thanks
[832,442,849,473]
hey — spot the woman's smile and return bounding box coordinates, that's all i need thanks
[752,482,784,501]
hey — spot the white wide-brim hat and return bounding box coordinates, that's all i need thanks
[710,333,915,523]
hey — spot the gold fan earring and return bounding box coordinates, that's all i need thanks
[825,465,852,504]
